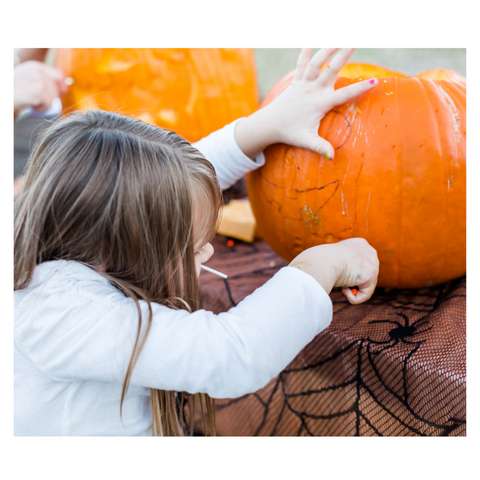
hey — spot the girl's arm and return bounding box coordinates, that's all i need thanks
[194,119,264,190]
[15,260,331,399]
[15,238,377,398]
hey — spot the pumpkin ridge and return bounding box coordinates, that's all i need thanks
[316,142,322,242]
[448,79,467,99]
[394,75,402,288]
[442,79,466,280]
[281,145,288,255]
[353,162,365,238]
[285,147,299,200]
[418,78,448,286]
[437,83,464,159]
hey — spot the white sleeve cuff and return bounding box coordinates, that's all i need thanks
[193,119,265,191]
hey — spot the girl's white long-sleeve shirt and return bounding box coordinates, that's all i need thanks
[14,120,333,436]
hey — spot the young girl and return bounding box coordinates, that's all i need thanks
[14,48,379,436]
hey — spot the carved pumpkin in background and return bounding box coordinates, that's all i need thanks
[246,64,466,289]
[55,48,259,142]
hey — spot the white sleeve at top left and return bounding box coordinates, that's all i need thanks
[193,119,265,191]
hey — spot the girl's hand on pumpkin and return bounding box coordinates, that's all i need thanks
[268,48,378,160]
[289,237,379,304]
[235,48,378,160]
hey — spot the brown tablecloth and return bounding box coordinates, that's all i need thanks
[199,235,466,436]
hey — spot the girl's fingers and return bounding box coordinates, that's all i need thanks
[318,48,355,87]
[342,288,363,304]
[305,135,335,160]
[341,285,375,304]
[341,287,356,303]
[304,48,338,82]
[293,48,313,81]
[330,78,378,107]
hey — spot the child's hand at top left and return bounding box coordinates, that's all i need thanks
[235,48,378,160]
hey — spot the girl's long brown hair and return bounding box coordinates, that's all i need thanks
[14,110,222,436]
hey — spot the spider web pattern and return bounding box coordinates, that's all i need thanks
[198,235,466,436]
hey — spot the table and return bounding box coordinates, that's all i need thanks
[198,235,466,436]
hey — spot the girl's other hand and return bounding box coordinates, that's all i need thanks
[14,61,68,118]
[289,238,379,305]
[235,48,378,160]
[330,238,379,304]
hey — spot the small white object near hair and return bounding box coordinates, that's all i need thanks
[201,265,228,279]
[25,97,63,118]
[65,77,74,86]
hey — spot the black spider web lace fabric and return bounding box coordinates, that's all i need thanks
[198,235,466,436]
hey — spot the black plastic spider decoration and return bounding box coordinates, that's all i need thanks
[366,313,433,353]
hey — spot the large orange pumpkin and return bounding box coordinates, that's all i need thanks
[55,48,259,142]
[246,64,466,289]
